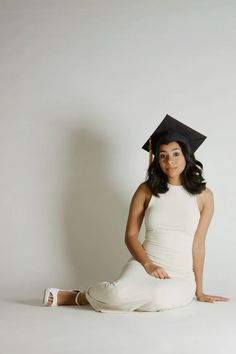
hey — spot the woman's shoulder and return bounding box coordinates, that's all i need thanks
[134,182,152,208]
[136,181,152,196]
[196,185,214,213]
[199,185,214,197]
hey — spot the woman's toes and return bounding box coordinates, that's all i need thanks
[48,292,53,305]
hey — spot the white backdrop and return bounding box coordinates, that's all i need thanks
[0,0,235,299]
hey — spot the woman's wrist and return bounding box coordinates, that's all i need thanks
[143,260,152,268]
[195,290,203,297]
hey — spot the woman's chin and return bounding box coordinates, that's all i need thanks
[166,168,178,174]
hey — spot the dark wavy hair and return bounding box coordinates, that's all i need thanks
[145,137,206,197]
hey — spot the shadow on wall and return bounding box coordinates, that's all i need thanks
[62,123,132,290]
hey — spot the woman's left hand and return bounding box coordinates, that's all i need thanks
[196,292,230,303]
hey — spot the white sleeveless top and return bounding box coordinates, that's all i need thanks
[142,183,200,280]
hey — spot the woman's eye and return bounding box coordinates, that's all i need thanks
[159,152,180,159]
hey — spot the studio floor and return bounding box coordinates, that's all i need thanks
[0,292,235,354]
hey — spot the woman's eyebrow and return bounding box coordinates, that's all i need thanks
[159,148,181,153]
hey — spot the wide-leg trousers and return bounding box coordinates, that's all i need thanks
[84,257,196,313]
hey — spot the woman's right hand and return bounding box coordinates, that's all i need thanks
[143,262,171,279]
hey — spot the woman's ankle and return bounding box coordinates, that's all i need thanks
[77,292,89,305]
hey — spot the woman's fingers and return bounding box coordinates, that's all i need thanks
[160,270,170,279]
[154,271,160,278]
[154,271,164,278]
[153,270,170,279]
[163,272,169,278]
[147,264,170,279]
[212,296,230,301]
[198,293,230,303]
[206,294,230,301]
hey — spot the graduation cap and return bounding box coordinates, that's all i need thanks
[142,114,207,166]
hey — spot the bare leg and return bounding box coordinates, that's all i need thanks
[47,291,89,306]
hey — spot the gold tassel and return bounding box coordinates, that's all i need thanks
[148,137,153,167]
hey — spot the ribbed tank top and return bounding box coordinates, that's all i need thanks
[142,183,200,280]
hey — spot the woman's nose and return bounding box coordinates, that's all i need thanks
[167,160,174,165]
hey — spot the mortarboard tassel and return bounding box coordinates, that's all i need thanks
[148,137,153,167]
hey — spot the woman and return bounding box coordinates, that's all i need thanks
[43,115,230,312]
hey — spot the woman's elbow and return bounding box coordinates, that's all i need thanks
[125,233,138,244]
[192,243,205,253]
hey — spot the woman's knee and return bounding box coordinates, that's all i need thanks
[85,280,126,305]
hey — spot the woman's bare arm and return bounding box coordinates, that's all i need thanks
[192,187,230,302]
[192,187,214,296]
[125,183,152,268]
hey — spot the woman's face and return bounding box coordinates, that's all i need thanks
[157,141,186,179]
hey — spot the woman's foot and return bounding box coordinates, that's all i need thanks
[47,290,88,306]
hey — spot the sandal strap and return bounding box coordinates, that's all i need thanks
[74,291,81,305]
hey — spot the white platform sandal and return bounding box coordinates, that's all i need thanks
[42,288,81,306]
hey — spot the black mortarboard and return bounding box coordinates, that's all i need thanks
[142,114,207,166]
